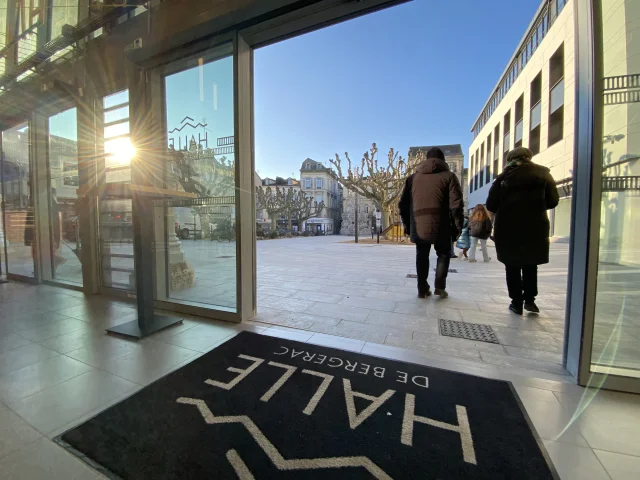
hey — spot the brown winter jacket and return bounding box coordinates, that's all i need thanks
[399,158,464,244]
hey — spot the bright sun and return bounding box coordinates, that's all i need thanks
[106,138,136,166]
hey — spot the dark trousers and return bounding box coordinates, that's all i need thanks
[505,265,538,304]
[416,237,451,291]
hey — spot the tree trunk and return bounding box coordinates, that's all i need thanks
[288,215,292,232]
[382,205,394,230]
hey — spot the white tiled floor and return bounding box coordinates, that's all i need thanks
[0,282,638,479]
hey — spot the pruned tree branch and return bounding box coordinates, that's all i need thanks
[329,143,422,226]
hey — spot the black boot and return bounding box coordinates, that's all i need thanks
[509,301,523,315]
[418,284,431,299]
[524,301,540,313]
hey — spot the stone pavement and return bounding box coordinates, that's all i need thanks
[250,236,571,381]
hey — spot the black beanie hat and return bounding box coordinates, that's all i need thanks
[426,147,445,160]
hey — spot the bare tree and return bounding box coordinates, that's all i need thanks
[168,148,210,197]
[291,192,325,232]
[255,186,286,230]
[329,143,420,228]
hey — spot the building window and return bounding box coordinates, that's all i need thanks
[469,154,475,193]
[493,124,500,178]
[486,134,492,183]
[315,194,323,205]
[305,178,311,189]
[550,0,558,23]
[514,95,524,148]
[315,178,323,189]
[503,110,511,168]
[473,148,480,190]
[480,142,485,188]
[530,72,542,155]
[549,44,565,146]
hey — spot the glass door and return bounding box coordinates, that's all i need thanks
[0,122,36,279]
[156,43,238,313]
[589,0,640,381]
[46,108,84,286]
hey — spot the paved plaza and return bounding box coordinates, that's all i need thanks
[172,234,638,380]
[249,236,571,380]
[5,233,638,378]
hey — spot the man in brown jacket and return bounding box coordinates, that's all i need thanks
[399,147,464,298]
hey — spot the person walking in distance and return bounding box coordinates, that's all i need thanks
[399,147,464,298]
[456,216,471,260]
[468,204,492,263]
[486,147,559,314]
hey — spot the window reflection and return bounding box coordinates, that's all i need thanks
[1,123,35,277]
[48,108,83,285]
[592,0,640,378]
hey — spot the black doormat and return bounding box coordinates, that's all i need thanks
[59,331,557,480]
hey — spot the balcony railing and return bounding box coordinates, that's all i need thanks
[603,74,640,91]
[554,176,640,199]
[604,90,640,106]
[602,176,640,192]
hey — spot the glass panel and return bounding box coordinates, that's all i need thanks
[104,90,129,109]
[50,0,79,40]
[99,90,134,290]
[98,197,134,290]
[1,123,35,277]
[103,91,132,184]
[504,132,510,152]
[48,108,82,285]
[515,120,523,143]
[531,102,542,129]
[17,7,39,65]
[591,0,640,377]
[550,79,564,113]
[104,122,130,139]
[0,0,7,77]
[162,49,237,311]
[104,107,129,125]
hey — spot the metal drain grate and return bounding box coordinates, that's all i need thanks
[439,319,499,344]
[216,255,234,259]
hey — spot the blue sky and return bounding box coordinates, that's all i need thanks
[254,0,541,179]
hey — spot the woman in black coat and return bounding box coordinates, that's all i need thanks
[486,147,559,314]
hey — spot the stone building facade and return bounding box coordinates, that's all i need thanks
[299,158,342,234]
[341,189,377,236]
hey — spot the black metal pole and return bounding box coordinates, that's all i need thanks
[354,193,359,243]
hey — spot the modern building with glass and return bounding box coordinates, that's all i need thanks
[468,0,574,239]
